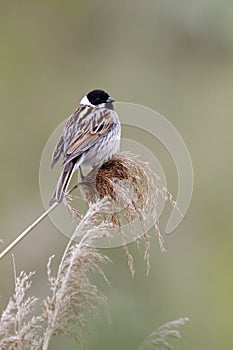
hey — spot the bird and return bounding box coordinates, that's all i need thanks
[49,89,121,206]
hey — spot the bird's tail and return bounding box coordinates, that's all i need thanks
[49,162,75,206]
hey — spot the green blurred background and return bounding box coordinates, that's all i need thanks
[1,1,233,349]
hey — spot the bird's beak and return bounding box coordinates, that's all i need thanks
[106,96,115,103]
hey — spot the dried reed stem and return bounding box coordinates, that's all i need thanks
[0,182,81,261]
[0,202,58,261]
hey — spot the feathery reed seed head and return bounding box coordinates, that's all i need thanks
[67,152,173,274]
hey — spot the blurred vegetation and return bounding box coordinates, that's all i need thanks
[1,1,233,349]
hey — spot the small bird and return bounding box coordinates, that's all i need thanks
[50,89,121,205]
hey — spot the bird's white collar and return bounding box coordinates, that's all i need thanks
[80,95,94,106]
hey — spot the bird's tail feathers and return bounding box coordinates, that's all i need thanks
[49,162,75,206]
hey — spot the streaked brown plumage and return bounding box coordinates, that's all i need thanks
[50,90,121,205]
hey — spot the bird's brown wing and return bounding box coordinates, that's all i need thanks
[63,106,116,165]
[50,105,85,169]
[50,134,64,169]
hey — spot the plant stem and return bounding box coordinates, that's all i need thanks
[0,202,58,260]
[0,181,82,261]
[42,205,93,350]
[42,329,53,350]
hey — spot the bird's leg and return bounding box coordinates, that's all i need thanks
[79,166,99,188]
[79,166,85,181]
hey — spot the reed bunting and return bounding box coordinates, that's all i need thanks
[50,89,121,205]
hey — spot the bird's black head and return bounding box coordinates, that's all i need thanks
[86,89,114,106]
